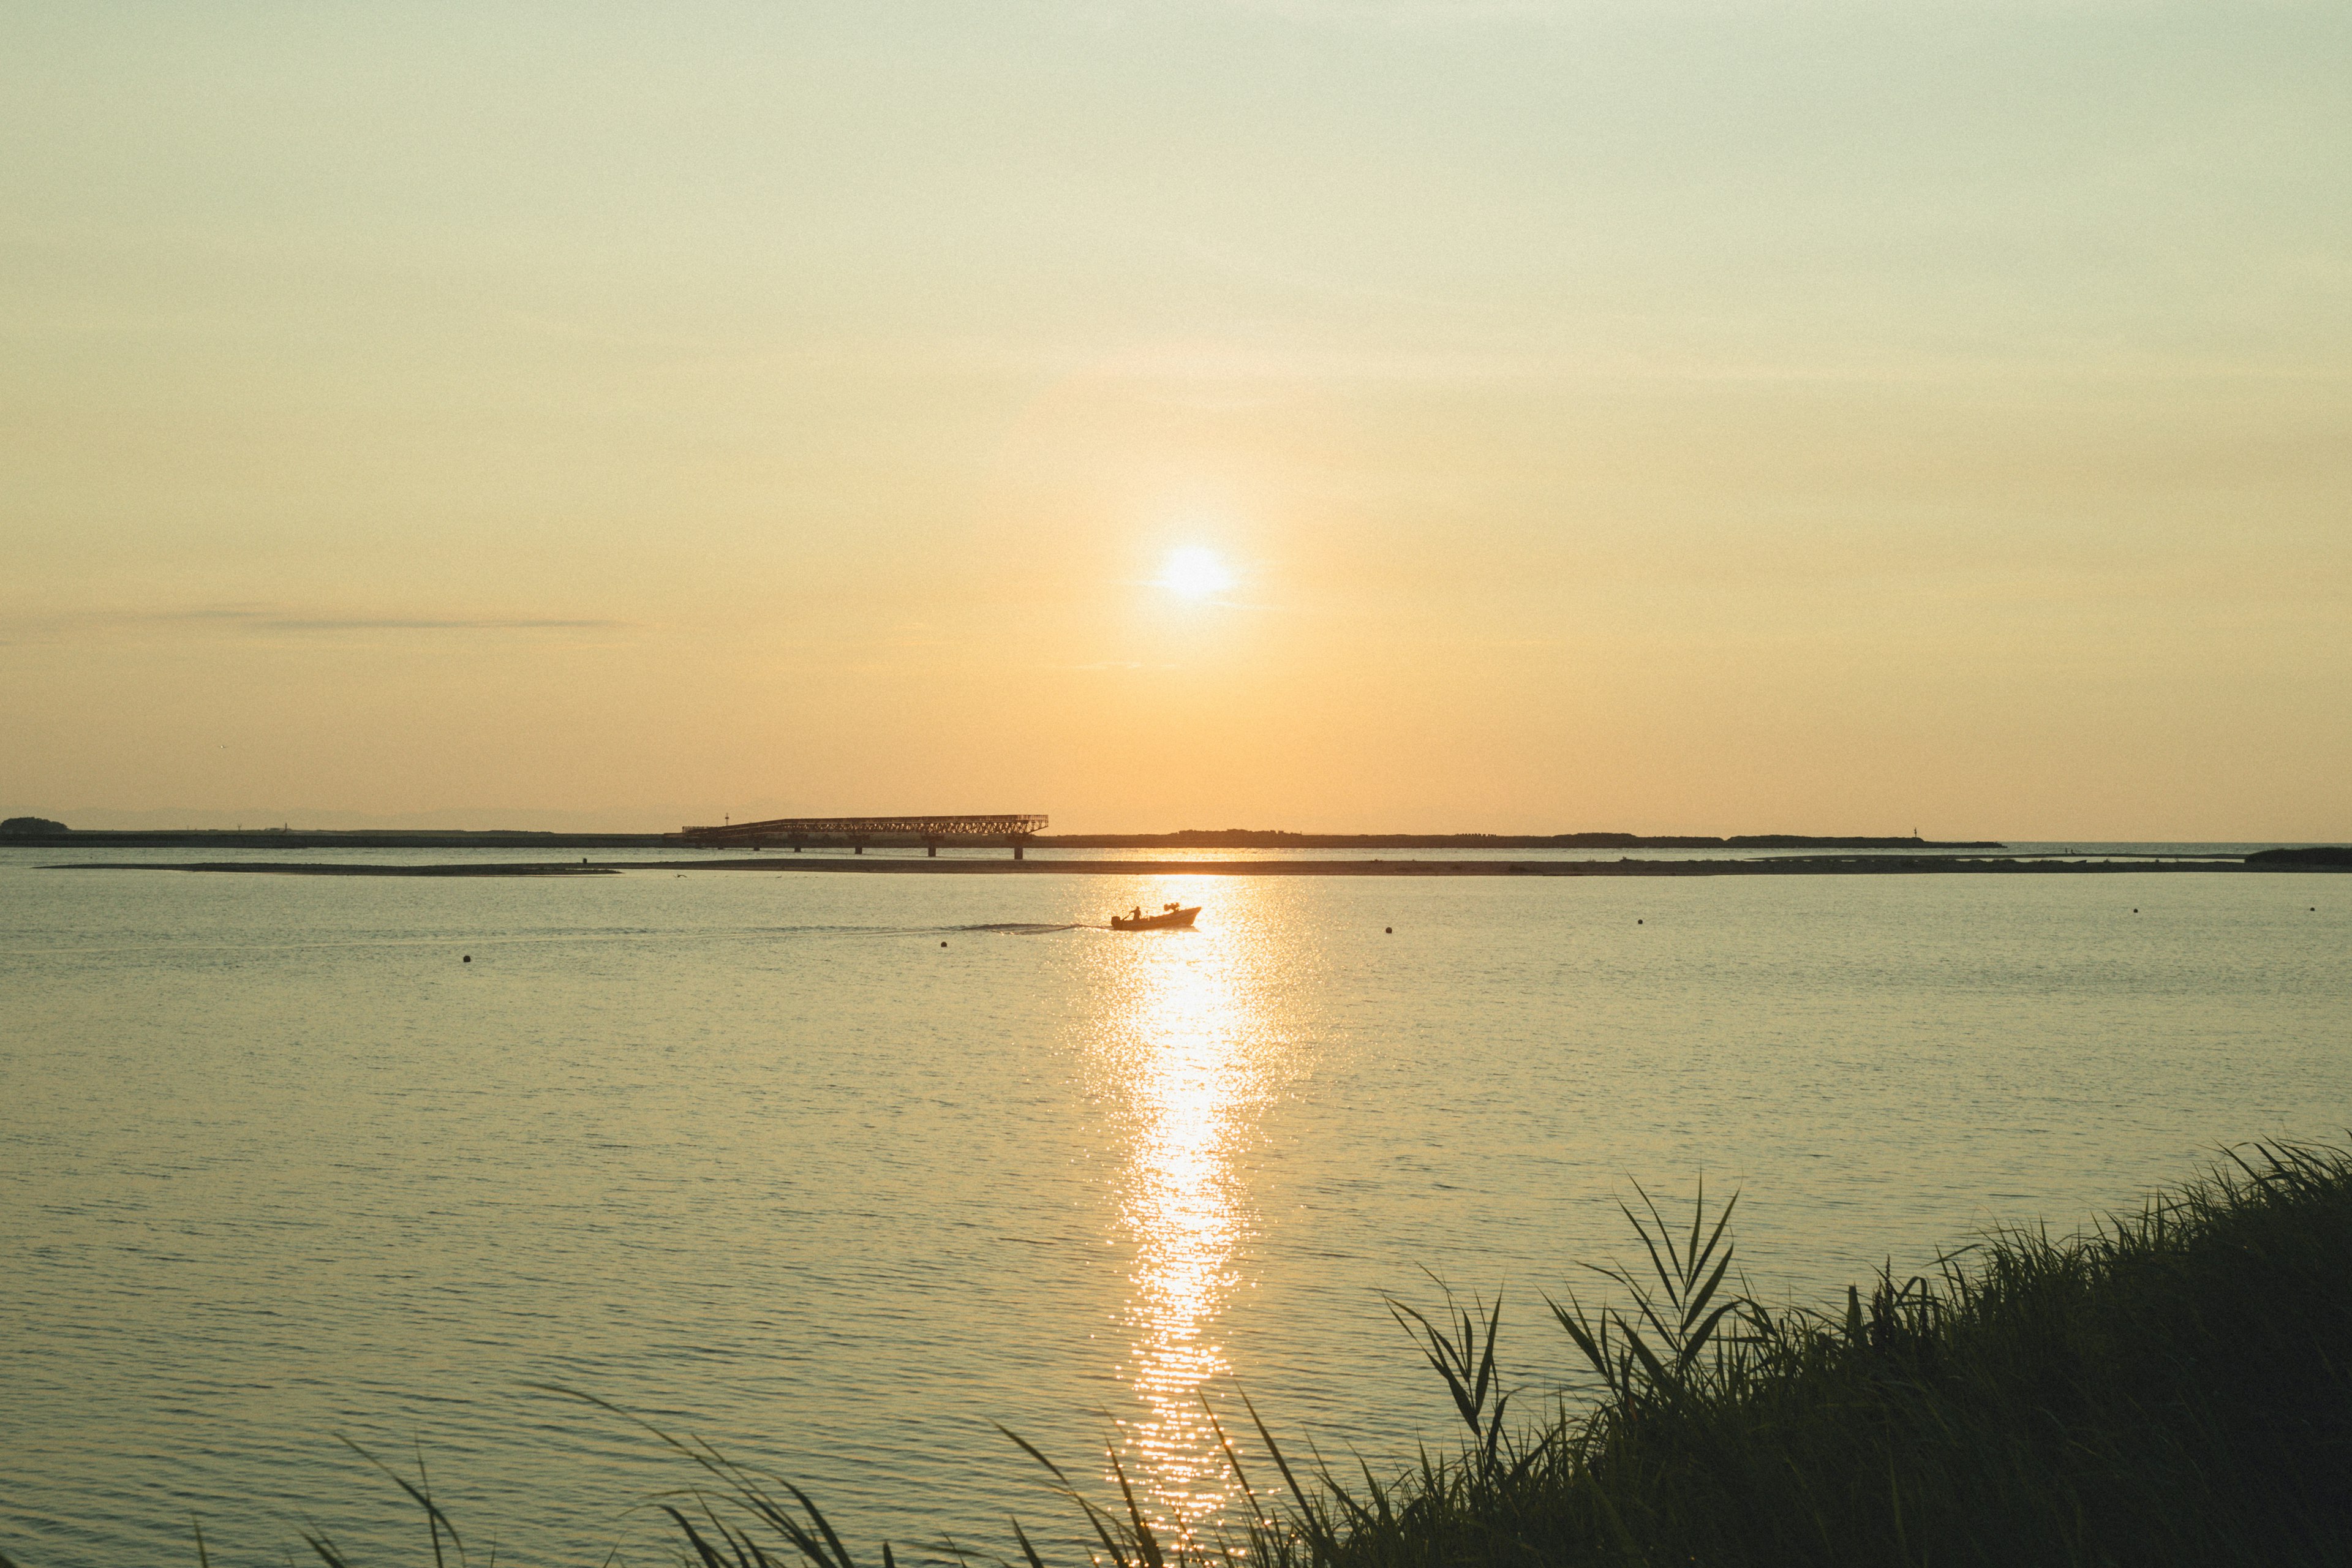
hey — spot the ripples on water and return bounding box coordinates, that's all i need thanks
[2,848,2347,1564]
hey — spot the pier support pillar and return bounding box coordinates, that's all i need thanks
[854,844,863,855]
[927,843,937,858]
[1012,842,1025,861]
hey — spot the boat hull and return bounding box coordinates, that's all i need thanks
[1110,906,1200,931]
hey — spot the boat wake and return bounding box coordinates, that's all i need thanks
[741,921,1088,939]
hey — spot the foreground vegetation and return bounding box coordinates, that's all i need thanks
[13,1143,2351,1567]
[1255,1140,2352,1567]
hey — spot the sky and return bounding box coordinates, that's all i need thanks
[4,1,2347,837]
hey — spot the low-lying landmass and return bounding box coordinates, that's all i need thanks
[1036,830,2009,850]
[47,861,619,876]
[45,853,2347,877]
[2246,846,2352,867]
[4,826,663,849]
[1,821,2005,851]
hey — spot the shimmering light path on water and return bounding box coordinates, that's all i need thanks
[2,850,2347,1564]
[1093,884,1272,1539]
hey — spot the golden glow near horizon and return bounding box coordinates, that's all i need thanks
[1093,883,1267,1538]
[1,6,2347,836]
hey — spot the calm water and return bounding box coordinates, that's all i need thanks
[2,848,2346,1564]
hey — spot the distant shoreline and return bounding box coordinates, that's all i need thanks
[1046,832,2011,851]
[5,828,2006,851]
[43,855,2346,878]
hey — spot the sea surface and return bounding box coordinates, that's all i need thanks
[2,845,2346,1564]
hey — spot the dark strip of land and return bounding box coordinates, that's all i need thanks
[2,828,2007,851]
[11,830,662,850]
[640,856,2338,876]
[46,856,2344,878]
[1038,832,2008,850]
[49,861,619,876]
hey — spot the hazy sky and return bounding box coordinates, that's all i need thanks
[5,2,2346,835]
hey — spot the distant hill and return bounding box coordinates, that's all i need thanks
[0,816,68,836]
[2243,846,2352,866]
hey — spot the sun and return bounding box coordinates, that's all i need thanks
[1159,548,1234,601]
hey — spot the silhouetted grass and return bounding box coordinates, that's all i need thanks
[1242,1140,2352,1567]
[7,1143,2347,1567]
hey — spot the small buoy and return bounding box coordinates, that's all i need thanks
[1637,919,1643,925]
[2133,908,2138,914]
[462,955,471,963]
[1385,927,1393,934]
[940,941,948,948]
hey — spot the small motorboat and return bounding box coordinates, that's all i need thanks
[1110,902,1200,931]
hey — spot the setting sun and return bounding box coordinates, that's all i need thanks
[1158,548,1234,601]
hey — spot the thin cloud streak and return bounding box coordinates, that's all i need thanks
[263,618,628,631]
[6,607,638,641]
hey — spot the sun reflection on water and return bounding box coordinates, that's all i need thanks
[1096,883,1276,1542]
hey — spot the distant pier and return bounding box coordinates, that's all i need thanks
[673,814,1050,859]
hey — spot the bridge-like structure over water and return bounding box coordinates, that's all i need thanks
[674,813,1049,857]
